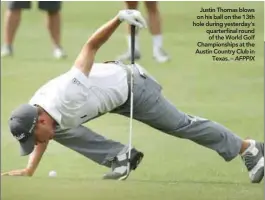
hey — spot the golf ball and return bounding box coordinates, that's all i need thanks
[48,170,57,177]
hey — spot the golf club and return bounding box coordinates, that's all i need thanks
[127,25,136,174]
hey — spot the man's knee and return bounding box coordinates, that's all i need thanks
[6,8,22,17]
[145,1,158,12]
[47,10,60,17]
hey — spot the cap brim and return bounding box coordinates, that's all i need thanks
[19,135,35,156]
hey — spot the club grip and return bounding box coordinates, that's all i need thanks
[130,25,136,65]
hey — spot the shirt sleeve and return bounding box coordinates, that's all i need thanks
[59,67,91,107]
[67,67,91,89]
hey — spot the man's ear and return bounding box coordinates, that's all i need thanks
[38,115,46,124]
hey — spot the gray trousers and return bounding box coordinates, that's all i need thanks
[53,64,243,169]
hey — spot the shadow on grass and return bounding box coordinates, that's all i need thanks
[23,176,260,187]
[128,178,258,186]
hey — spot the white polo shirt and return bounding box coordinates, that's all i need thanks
[29,63,128,129]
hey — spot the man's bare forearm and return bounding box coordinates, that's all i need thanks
[74,16,122,76]
[26,142,48,175]
[87,16,121,51]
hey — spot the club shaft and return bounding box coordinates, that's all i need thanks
[127,25,135,171]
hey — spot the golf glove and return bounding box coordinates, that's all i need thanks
[118,10,147,29]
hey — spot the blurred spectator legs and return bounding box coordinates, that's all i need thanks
[117,1,169,63]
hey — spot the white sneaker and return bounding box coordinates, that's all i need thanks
[241,139,264,183]
[1,45,13,57]
[103,148,144,181]
[53,48,67,59]
[153,48,170,63]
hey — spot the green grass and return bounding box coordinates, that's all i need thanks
[1,1,264,200]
